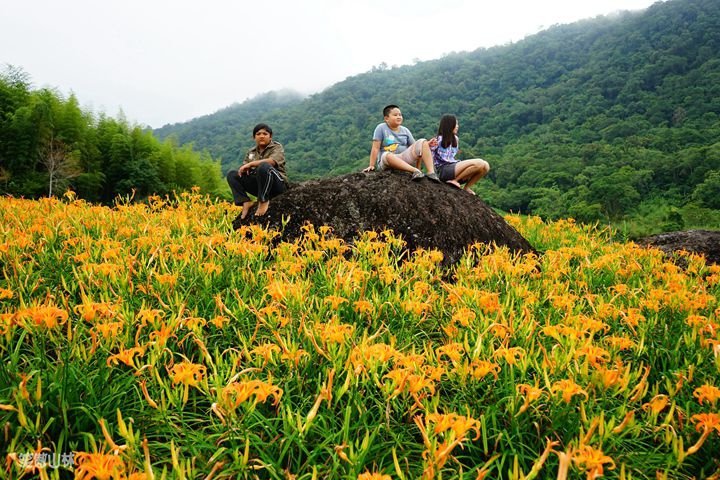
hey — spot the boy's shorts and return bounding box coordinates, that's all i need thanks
[377,139,426,170]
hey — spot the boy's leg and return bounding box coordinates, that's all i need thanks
[403,140,440,182]
[227,169,258,217]
[383,153,419,172]
[227,169,260,218]
[241,200,257,218]
[416,140,438,175]
[380,152,424,181]
[254,162,286,216]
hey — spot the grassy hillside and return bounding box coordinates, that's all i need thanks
[155,0,720,234]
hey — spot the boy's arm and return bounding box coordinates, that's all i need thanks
[263,144,285,169]
[364,140,381,172]
[237,150,251,173]
[239,145,285,175]
[407,129,416,146]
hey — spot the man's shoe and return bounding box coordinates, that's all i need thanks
[411,170,425,181]
[426,172,441,183]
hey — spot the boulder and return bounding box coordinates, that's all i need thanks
[637,229,720,265]
[233,171,536,265]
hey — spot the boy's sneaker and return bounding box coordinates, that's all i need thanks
[426,172,441,183]
[411,170,425,181]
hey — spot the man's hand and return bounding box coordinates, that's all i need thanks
[363,165,375,172]
[238,162,254,176]
[428,137,438,148]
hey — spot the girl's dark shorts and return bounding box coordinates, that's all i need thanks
[437,163,457,182]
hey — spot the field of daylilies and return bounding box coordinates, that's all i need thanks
[1,191,719,480]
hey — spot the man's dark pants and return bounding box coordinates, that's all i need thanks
[226,163,286,205]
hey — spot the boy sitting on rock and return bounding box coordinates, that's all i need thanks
[363,104,440,182]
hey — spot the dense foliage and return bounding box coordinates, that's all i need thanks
[0,66,227,202]
[2,195,719,479]
[156,0,720,235]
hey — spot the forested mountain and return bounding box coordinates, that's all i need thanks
[0,67,226,202]
[156,0,720,234]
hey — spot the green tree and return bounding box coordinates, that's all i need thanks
[692,170,720,209]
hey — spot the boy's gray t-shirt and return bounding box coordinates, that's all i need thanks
[373,123,416,157]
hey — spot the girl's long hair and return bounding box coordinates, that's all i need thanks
[437,115,458,148]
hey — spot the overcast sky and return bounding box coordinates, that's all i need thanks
[2,0,660,128]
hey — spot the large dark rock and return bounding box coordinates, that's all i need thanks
[233,171,536,265]
[638,229,720,265]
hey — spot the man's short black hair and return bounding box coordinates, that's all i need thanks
[383,105,400,117]
[253,123,273,136]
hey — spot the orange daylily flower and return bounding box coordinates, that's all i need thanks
[93,322,124,340]
[74,301,117,322]
[451,307,476,327]
[436,343,465,363]
[642,395,669,415]
[691,412,720,434]
[324,295,348,310]
[488,323,512,339]
[154,273,178,287]
[593,364,628,390]
[169,361,207,405]
[18,305,69,329]
[687,412,720,455]
[571,445,615,480]
[74,452,126,480]
[414,412,480,479]
[281,348,308,367]
[210,315,229,328]
[605,336,635,351]
[517,384,544,414]
[426,412,481,441]
[476,291,501,313]
[221,379,283,410]
[136,308,164,325]
[353,300,374,315]
[316,321,355,344]
[551,379,588,404]
[149,323,176,348]
[250,343,281,364]
[106,346,146,368]
[406,373,436,395]
[468,360,501,380]
[693,384,720,406]
[620,308,645,329]
[200,262,222,275]
[357,472,391,480]
[181,316,207,331]
[576,345,610,367]
[349,342,395,375]
[169,361,206,388]
[493,346,525,366]
[401,299,432,317]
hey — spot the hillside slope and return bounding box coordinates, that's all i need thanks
[155,0,720,229]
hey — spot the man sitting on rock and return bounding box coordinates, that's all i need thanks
[226,123,288,219]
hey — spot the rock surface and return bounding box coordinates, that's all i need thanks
[637,229,720,265]
[233,171,536,265]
